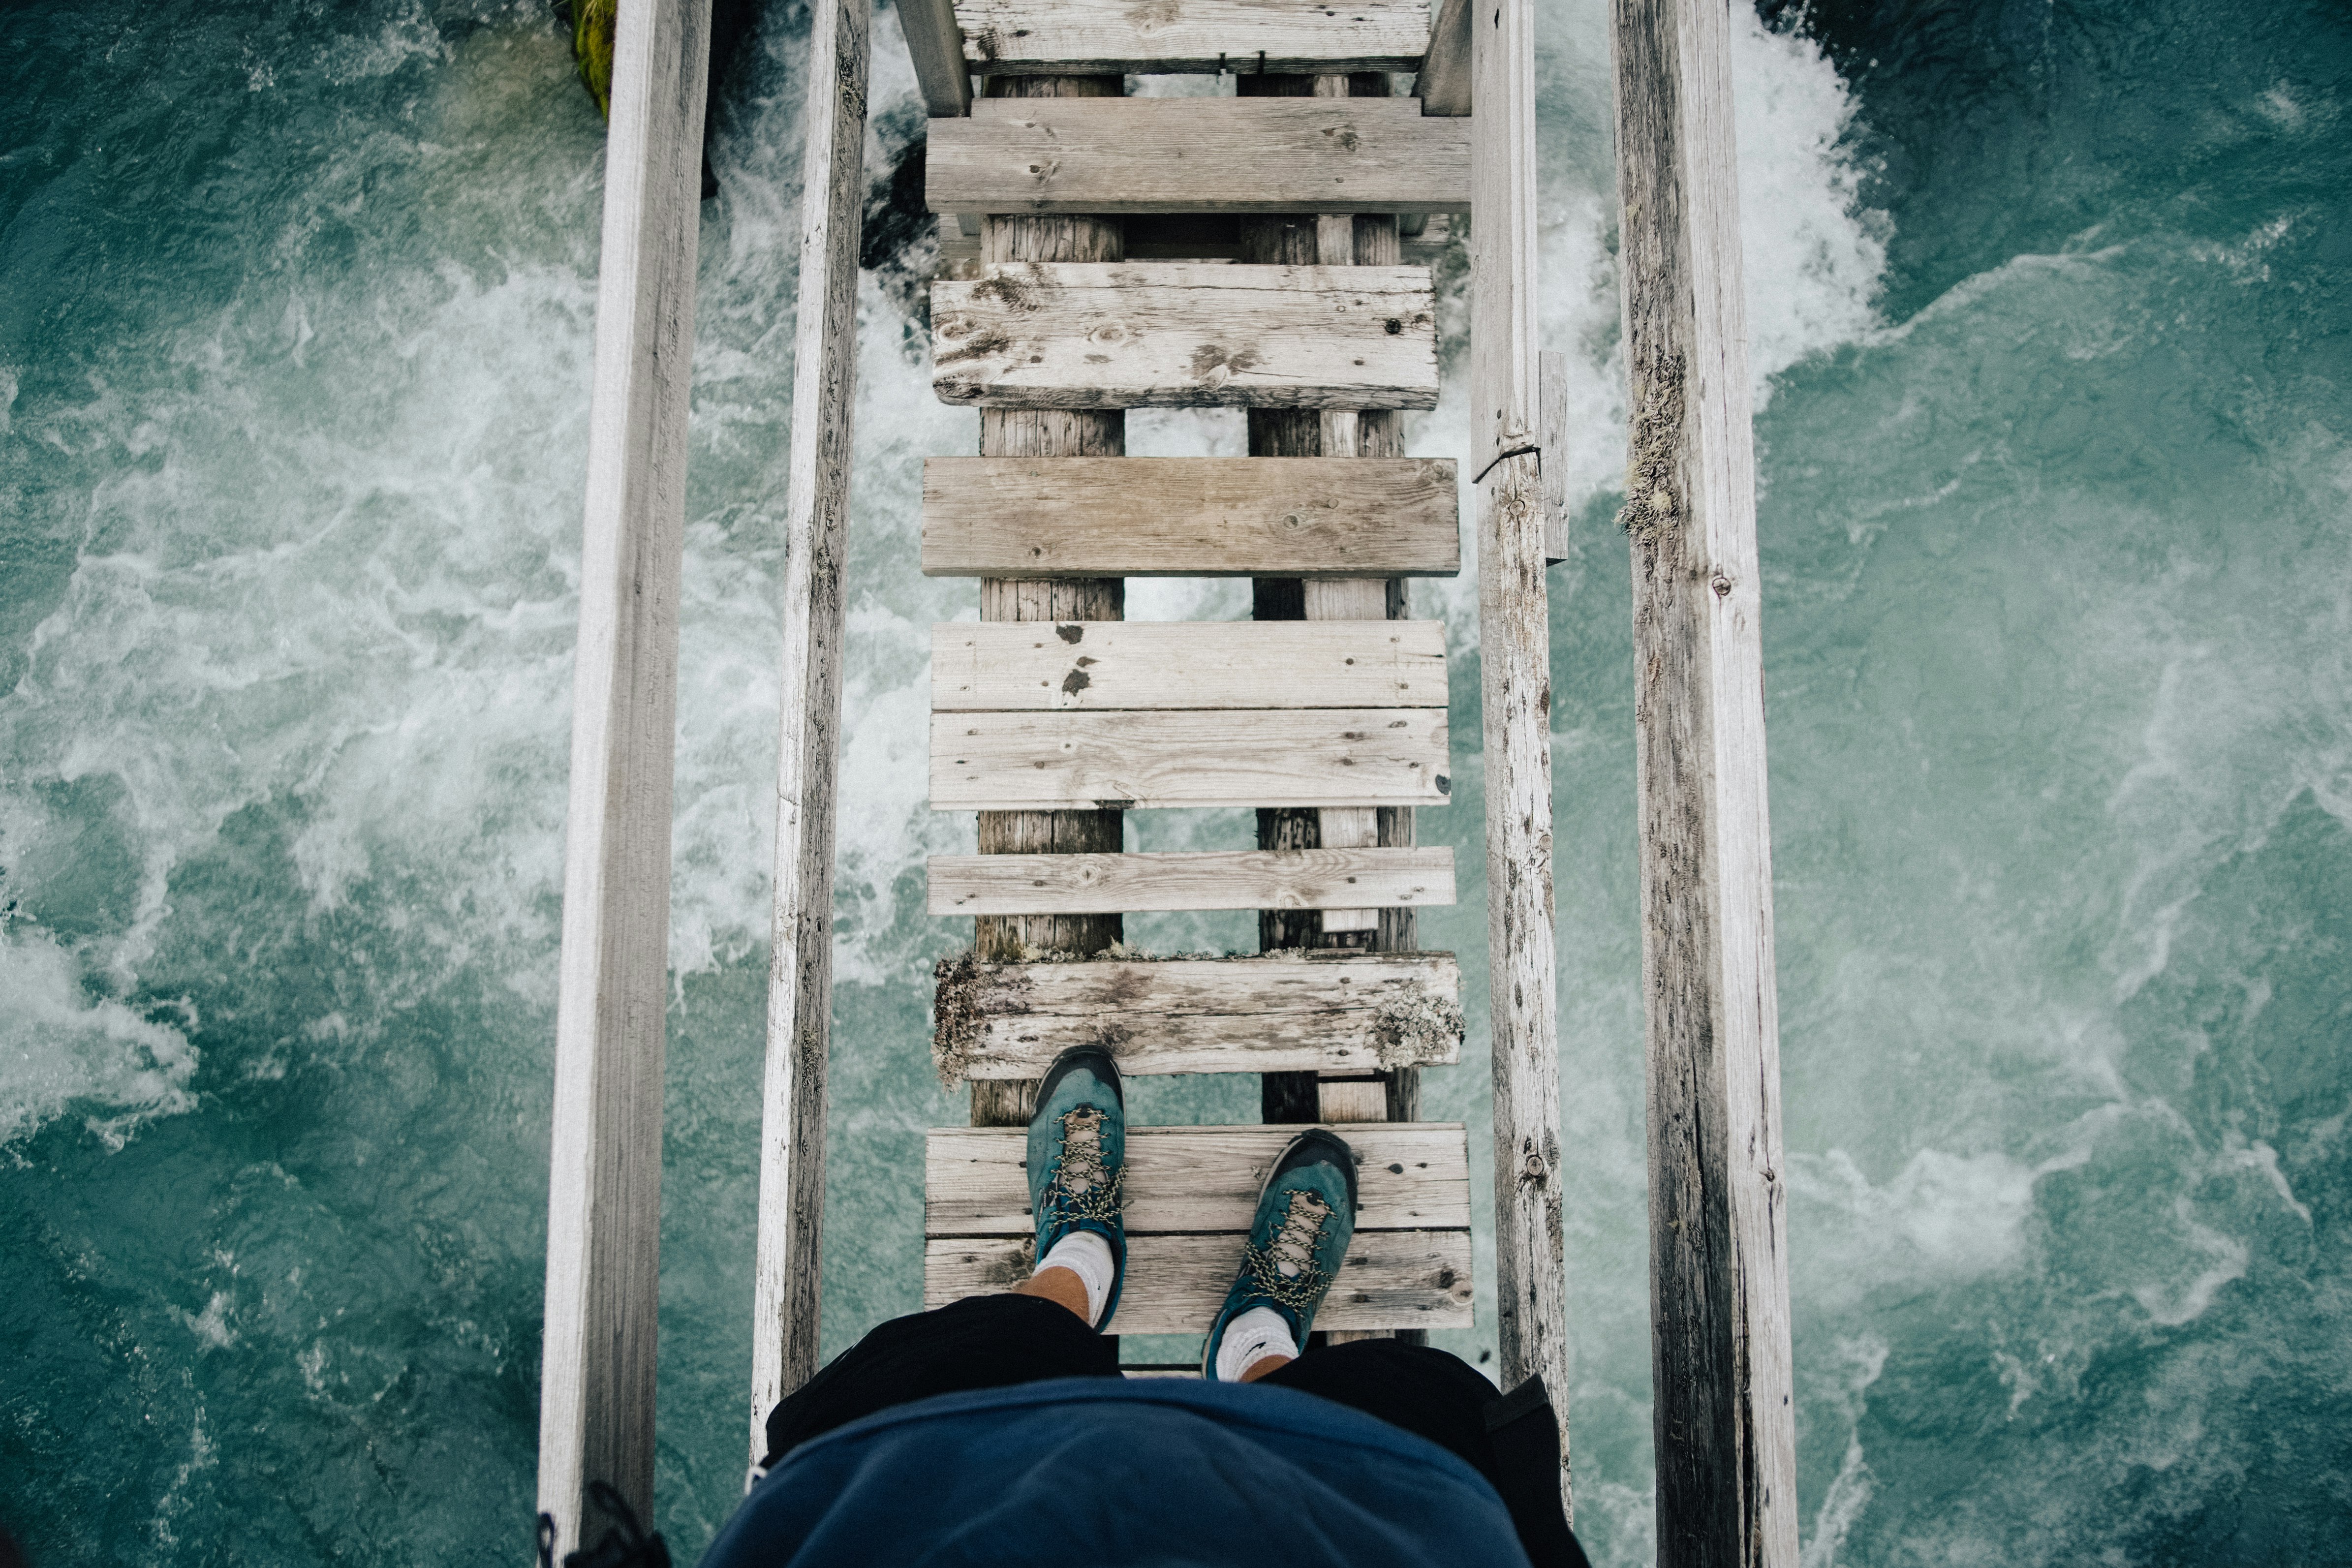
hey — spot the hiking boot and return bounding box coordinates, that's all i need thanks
[1026,1046,1127,1330]
[1200,1128,1359,1380]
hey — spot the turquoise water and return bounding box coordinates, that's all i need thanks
[3,0,2347,1560]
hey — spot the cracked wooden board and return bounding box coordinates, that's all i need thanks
[931,950,1463,1080]
[932,620,1447,710]
[926,847,1455,916]
[928,97,1469,215]
[932,263,1437,410]
[927,1122,1470,1233]
[929,707,1451,810]
[921,457,1461,578]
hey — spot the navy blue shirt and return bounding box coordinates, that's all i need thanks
[702,1376,1533,1568]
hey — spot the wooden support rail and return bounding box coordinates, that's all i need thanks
[1611,0,1799,1564]
[535,0,710,1554]
[746,0,866,1473]
[1469,0,1571,1515]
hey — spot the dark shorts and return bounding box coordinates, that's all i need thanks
[761,1294,1588,1568]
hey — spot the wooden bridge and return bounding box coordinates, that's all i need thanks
[532,0,1798,1564]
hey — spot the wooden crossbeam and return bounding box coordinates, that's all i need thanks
[932,951,1463,1080]
[929,707,1450,810]
[927,98,1469,215]
[932,263,1437,410]
[928,1123,1469,1232]
[925,1230,1472,1333]
[927,847,1455,916]
[952,0,1432,74]
[921,457,1461,579]
[933,620,1446,711]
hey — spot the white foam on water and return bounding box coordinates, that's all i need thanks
[0,920,197,1148]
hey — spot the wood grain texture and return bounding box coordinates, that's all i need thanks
[927,1123,1469,1232]
[922,457,1461,578]
[953,0,1431,73]
[930,707,1452,810]
[927,846,1455,915]
[746,0,864,1471]
[925,1230,1472,1332]
[932,619,1446,711]
[899,0,972,115]
[536,0,709,1554]
[931,263,1438,410]
[1541,346,1570,565]
[967,90,1129,1114]
[927,97,1469,215]
[1417,0,1471,114]
[1612,0,1798,1564]
[932,951,1464,1079]
[1470,0,1570,1515]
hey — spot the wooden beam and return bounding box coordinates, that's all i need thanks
[535,0,709,1554]
[921,457,1461,579]
[745,0,864,1475]
[898,0,972,116]
[967,73,1130,1133]
[932,620,1447,711]
[929,707,1452,811]
[932,951,1464,1080]
[926,97,1469,215]
[1611,0,1798,1564]
[932,263,1438,410]
[1417,0,1472,115]
[926,1230,1473,1332]
[1541,347,1571,565]
[953,0,1432,74]
[1468,0,1571,1516]
[928,1123,1470,1232]
[927,847,1455,916]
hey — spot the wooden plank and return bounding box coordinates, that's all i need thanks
[535,0,709,1555]
[925,1230,1472,1333]
[939,211,1459,269]
[927,1123,1469,1233]
[928,97,1468,215]
[965,78,1131,1135]
[929,707,1451,811]
[746,0,864,1474]
[898,0,972,116]
[932,263,1438,410]
[1541,347,1570,565]
[932,620,1446,711]
[1613,0,1799,1564]
[953,0,1431,74]
[922,457,1461,579]
[1418,0,1471,114]
[1469,0,1571,1517]
[932,951,1464,1080]
[927,847,1455,916]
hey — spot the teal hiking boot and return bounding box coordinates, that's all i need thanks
[1201,1128,1359,1380]
[1027,1046,1127,1330]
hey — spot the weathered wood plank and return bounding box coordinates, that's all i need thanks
[745,0,864,1473]
[922,457,1461,578]
[928,97,1468,215]
[536,0,709,1554]
[925,1230,1473,1333]
[929,707,1452,811]
[1418,0,1471,114]
[927,847,1455,916]
[932,263,1438,410]
[932,619,1446,711]
[1613,0,1798,1564]
[1469,0,1571,1516]
[932,951,1464,1079]
[899,0,972,116]
[1541,347,1570,565]
[953,0,1431,74]
[927,1123,1469,1232]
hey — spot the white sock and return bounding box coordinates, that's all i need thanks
[1036,1231,1115,1325]
[1213,1306,1299,1383]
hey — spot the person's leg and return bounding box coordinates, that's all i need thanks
[759,1047,1131,1470]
